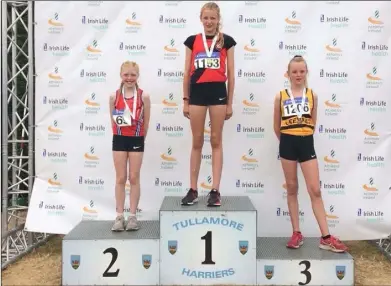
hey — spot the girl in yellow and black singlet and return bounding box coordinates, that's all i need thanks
[273,55,348,253]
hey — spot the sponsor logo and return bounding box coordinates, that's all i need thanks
[80,123,106,137]
[318,125,347,140]
[279,41,307,56]
[237,69,266,83]
[43,43,70,56]
[285,11,301,33]
[360,97,387,113]
[80,69,107,83]
[159,15,186,28]
[38,200,65,216]
[241,148,259,170]
[366,67,382,89]
[158,69,183,83]
[363,123,379,145]
[48,13,64,34]
[320,14,349,28]
[326,205,339,228]
[368,10,384,33]
[357,208,384,222]
[320,69,348,84]
[48,120,63,141]
[325,38,342,60]
[48,67,63,88]
[43,96,68,111]
[236,179,264,194]
[125,12,142,33]
[81,15,109,30]
[238,14,267,29]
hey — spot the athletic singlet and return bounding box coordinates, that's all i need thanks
[184,33,236,84]
[112,88,144,137]
[280,88,315,136]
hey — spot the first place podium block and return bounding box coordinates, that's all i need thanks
[62,220,160,286]
[159,196,257,286]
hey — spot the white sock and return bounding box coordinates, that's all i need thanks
[129,213,136,217]
[117,212,123,217]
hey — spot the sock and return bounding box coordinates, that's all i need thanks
[129,213,136,217]
[294,231,301,234]
[322,234,331,239]
[117,212,123,217]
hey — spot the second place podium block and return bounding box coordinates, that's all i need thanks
[159,196,257,286]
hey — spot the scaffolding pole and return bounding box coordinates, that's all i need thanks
[1,0,51,270]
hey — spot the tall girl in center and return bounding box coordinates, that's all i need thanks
[181,2,236,207]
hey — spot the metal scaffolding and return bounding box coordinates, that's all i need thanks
[1,0,51,270]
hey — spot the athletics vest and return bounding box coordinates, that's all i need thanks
[112,87,144,137]
[280,88,315,136]
[190,34,227,84]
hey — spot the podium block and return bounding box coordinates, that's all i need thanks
[62,220,160,286]
[159,196,257,286]
[256,237,354,286]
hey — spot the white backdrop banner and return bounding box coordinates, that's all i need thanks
[25,1,391,240]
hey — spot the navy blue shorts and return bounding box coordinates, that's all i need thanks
[189,82,227,106]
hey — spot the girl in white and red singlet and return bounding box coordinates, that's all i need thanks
[109,61,150,232]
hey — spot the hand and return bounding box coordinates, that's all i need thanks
[183,102,190,119]
[225,104,233,120]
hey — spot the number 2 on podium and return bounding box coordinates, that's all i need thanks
[201,231,215,265]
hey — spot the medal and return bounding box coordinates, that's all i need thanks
[202,32,218,58]
[287,88,306,118]
[122,85,137,125]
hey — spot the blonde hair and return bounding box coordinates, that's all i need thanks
[200,2,224,49]
[287,55,308,88]
[119,61,139,91]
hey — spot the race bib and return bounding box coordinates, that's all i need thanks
[194,52,221,70]
[283,98,310,117]
[112,109,132,127]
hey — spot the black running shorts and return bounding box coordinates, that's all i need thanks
[279,133,316,163]
[112,135,144,152]
[189,82,227,106]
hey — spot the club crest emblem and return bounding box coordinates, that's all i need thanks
[70,255,80,270]
[264,265,274,280]
[336,265,345,280]
[239,240,248,255]
[168,240,177,254]
[142,254,151,269]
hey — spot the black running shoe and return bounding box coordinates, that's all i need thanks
[207,189,221,206]
[181,188,198,205]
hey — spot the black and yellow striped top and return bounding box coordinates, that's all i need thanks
[280,88,315,136]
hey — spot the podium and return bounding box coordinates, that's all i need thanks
[62,195,354,285]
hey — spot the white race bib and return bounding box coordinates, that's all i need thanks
[283,89,309,118]
[283,101,310,117]
[194,52,221,69]
[194,32,221,70]
[112,109,131,127]
[112,86,138,127]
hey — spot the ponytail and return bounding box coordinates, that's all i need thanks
[216,23,224,49]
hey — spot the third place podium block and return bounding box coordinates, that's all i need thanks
[159,195,257,285]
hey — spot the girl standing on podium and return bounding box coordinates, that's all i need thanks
[273,55,348,253]
[109,61,151,231]
[180,2,236,207]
